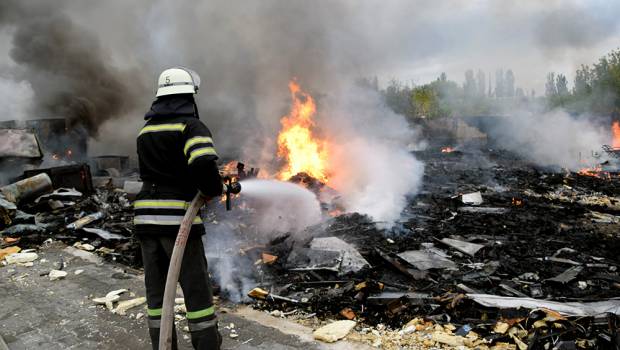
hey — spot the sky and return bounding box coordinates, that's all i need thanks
[0,0,619,153]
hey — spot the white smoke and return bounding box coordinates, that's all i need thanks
[321,85,425,227]
[483,110,610,170]
[204,179,322,301]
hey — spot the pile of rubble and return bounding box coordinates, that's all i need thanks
[0,165,140,267]
[214,147,620,348]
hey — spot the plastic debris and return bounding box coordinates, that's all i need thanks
[468,294,620,316]
[66,212,105,230]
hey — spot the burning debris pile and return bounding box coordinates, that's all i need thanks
[205,144,620,349]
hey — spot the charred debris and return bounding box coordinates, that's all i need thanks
[2,119,620,348]
[218,147,620,348]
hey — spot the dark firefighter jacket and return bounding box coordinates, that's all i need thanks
[134,94,223,236]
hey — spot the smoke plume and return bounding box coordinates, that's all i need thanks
[477,110,610,170]
[0,0,138,136]
[2,1,620,151]
[321,86,425,226]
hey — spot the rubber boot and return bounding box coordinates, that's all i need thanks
[149,326,178,350]
[190,325,222,350]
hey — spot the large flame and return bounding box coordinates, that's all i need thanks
[612,121,620,148]
[277,80,329,182]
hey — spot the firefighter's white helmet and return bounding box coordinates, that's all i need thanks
[155,67,201,97]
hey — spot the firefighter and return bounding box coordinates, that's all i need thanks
[135,67,230,350]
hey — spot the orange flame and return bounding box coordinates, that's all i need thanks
[612,121,620,148]
[577,165,613,179]
[277,80,329,182]
[441,146,455,153]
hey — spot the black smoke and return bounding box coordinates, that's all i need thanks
[0,0,138,137]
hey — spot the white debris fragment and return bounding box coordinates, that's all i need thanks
[74,269,84,275]
[461,191,483,205]
[5,252,38,264]
[113,297,146,315]
[49,269,68,281]
[136,312,144,320]
[269,310,282,317]
[313,320,357,343]
[174,304,187,313]
[73,242,95,251]
[92,289,128,310]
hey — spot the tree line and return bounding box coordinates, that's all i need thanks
[369,48,620,120]
[546,49,620,116]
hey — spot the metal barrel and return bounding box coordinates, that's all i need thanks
[0,173,53,204]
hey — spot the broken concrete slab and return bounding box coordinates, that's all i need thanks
[309,237,370,274]
[313,320,356,343]
[397,247,456,271]
[4,252,38,264]
[432,331,466,347]
[440,237,485,256]
[49,269,68,281]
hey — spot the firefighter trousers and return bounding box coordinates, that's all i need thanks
[138,235,221,350]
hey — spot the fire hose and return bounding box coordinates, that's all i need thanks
[159,179,241,350]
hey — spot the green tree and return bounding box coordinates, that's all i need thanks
[556,74,569,96]
[463,69,477,98]
[545,72,557,97]
[505,70,515,98]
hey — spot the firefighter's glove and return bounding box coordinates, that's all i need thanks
[227,181,242,195]
[222,182,242,195]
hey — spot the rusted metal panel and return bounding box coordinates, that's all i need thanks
[0,129,43,159]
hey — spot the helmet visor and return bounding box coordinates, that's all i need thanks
[175,66,201,91]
